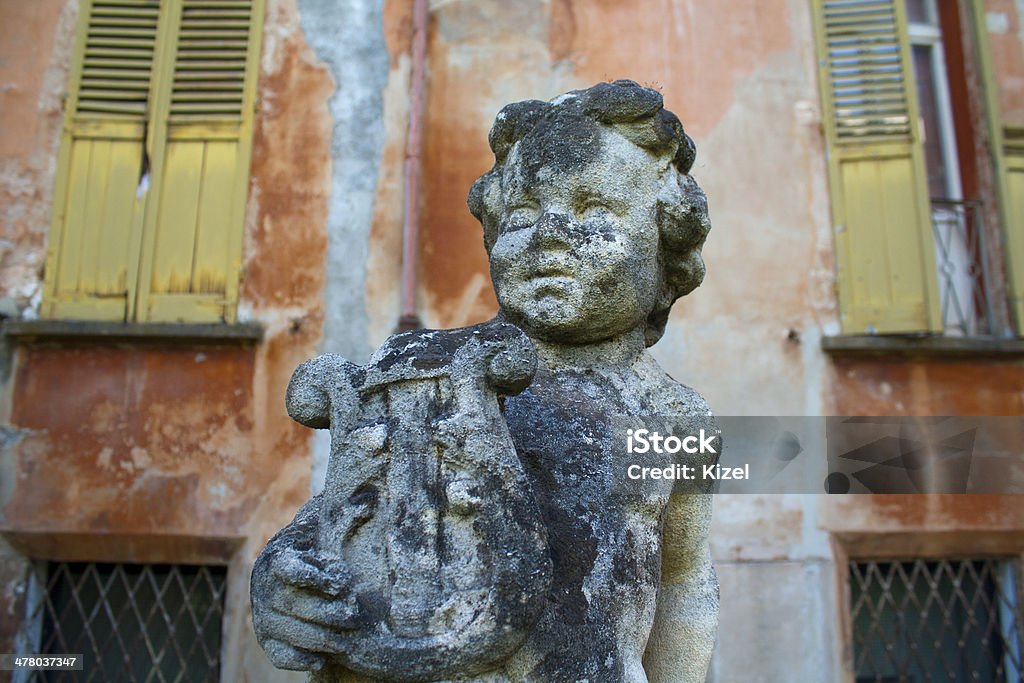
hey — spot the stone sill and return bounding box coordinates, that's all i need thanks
[1,319,264,345]
[2,529,243,564]
[821,334,1024,358]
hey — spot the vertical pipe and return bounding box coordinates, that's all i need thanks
[397,0,429,332]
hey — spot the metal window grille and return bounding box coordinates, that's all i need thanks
[850,558,1024,682]
[930,199,999,338]
[13,562,227,683]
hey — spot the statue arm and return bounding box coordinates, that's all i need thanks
[643,491,719,683]
[258,493,322,555]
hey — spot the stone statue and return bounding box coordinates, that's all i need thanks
[251,80,718,683]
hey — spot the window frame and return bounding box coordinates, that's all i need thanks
[40,0,265,326]
[834,536,1024,683]
[846,557,1023,682]
[14,560,229,683]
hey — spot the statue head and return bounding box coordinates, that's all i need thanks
[469,80,711,347]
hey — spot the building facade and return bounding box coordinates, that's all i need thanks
[1,0,1023,680]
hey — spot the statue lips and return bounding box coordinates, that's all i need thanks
[525,258,576,297]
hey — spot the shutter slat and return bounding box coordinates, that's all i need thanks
[83,68,156,80]
[76,102,148,116]
[87,37,157,48]
[831,54,901,67]
[87,14,158,25]
[178,26,251,35]
[82,78,152,89]
[174,69,245,80]
[173,82,244,91]
[176,52,247,61]
[87,27,157,38]
[170,104,243,114]
[172,92,243,101]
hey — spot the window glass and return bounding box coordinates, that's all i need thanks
[912,44,952,199]
[905,0,931,25]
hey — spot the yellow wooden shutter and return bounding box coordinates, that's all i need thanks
[136,0,263,323]
[970,0,1024,336]
[41,0,164,321]
[1003,129,1024,334]
[42,0,262,324]
[813,0,942,334]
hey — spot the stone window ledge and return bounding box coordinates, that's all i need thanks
[2,529,243,564]
[1,319,263,345]
[822,334,1024,358]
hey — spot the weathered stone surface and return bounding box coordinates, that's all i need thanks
[252,80,718,682]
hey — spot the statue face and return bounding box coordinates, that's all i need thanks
[489,126,663,344]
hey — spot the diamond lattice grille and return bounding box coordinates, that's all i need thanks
[851,558,1024,682]
[14,562,226,682]
[930,200,997,337]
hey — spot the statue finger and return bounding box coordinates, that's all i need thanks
[261,638,327,672]
[270,587,359,629]
[258,611,349,656]
[271,551,348,597]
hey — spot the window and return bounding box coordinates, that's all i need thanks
[41,0,264,324]
[14,561,227,682]
[811,0,1024,338]
[906,0,995,337]
[849,558,1024,682]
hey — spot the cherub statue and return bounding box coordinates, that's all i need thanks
[251,80,717,683]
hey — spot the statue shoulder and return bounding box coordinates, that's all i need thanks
[637,353,714,418]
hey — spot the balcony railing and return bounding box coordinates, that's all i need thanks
[930,198,998,338]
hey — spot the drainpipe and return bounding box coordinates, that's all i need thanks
[397,0,429,332]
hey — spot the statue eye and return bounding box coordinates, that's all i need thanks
[580,201,614,221]
[503,205,539,232]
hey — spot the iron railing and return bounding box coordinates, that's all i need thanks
[850,558,1024,682]
[930,199,998,338]
[12,561,226,683]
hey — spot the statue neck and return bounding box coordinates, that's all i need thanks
[531,327,646,372]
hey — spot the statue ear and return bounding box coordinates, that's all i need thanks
[674,131,696,175]
[285,354,360,429]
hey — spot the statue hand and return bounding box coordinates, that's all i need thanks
[252,545,359,671]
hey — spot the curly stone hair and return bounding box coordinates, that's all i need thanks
[468,80,711,346]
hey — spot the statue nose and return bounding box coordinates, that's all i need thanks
[530,211,575,250]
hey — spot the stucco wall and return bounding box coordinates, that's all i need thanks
[0,0,75,315]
